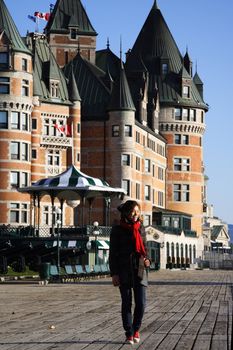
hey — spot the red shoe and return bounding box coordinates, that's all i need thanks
[133,331,140,343]
[125,336,134,345]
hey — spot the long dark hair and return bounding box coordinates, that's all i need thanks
[117,200,141,220]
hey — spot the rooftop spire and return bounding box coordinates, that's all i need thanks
[152,0,158,9]
[107,37,110,50]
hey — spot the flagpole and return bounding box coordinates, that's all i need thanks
[36,17,39,32]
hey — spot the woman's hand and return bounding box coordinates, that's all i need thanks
[144,258,151,268]
[112,275,120,287]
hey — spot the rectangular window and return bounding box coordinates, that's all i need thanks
[32,118,37,130]
[11,142,20,160]
[22,113,28,131]
[70,29,77,39]
[21,204,28,224]
[182,135,189,145]
[152,164,155,177]
[0,52,8,69]
[144,215,150,226]
[136,183,140,200]
[183,85,190,98]
[162,63,168,75]
[11,112,20,129]
[10,172,20,188]
[175,108,182,120]
[22,79,29,96]
[43,206,50,225]
[10,203,20,223]
[21,172,28,187]
[145,185,151,201]
[158,167,164,180]
[122,154,130,166]
[183,108,189,121]
[22,58,27,71]
[136,156,140,171]
[22,143,28,161]
[112,125,119,137]
[50,81,59,98]
[175,134,181,144]
[145,159,151,173]
[136,131,140,143]
[0,77,10,94]
[190,109,196,122]
[77,123,81,133]
[124,125,132,137]
[122,179,130,196]
[0,110,8,129]
[158,191,164,207]
[174,184,190,202]
[47,150,60,167]
[32,149,37,159]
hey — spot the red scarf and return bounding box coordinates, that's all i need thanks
[120,220,146,257]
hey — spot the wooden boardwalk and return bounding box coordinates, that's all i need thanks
[0,269,232,349]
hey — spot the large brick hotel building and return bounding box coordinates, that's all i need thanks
[0,0,208,235]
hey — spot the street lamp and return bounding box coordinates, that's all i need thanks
[55,207,62,278]
[93,221,100,265]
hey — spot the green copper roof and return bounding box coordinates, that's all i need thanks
[125,2,208,111]
[96,48,121,80]
[63,53,110,118]
[0,0,31,54]
[33,37,70,104]
[68,66,81,102]
[108,62,135,112]
[45,0,97,35]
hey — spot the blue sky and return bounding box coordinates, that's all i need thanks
[4,0,233,224]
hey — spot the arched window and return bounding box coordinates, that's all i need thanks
[176,243,179,258]
[181,243,184,258]
[193,245,196,260]
[185,244,188,258]
[171,243,175,258]
[189,244,192,264]
[166,242,170,261]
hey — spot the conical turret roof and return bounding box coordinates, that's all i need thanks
[45,0,97,36]
[108,62,135,112]
[0,0,31,54]
[126,2,182,73]
[126,2,208,110]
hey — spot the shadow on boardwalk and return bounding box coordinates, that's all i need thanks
[0,269,232,349]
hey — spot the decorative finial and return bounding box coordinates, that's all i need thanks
[107,37,110,50]
[120,35,122,61]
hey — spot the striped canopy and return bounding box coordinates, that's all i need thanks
[18,165,126,200]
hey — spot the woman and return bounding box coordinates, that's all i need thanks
[109,200,150,345]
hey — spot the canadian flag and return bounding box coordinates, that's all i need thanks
[54,124,72,137]
[34,12,50,21]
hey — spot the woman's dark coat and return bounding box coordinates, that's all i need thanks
[109,224,149,287]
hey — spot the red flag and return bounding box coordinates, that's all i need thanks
[54,124,72,136]
[34,12,50,21]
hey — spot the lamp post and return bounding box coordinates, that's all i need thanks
[55,207,62,277]
[93,221,100,265]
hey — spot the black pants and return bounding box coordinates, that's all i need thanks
[119,284,146,337]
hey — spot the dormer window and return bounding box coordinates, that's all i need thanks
[70,28,77,40]
[183,85,190,98]
[162,63,168,75]
[50,81,59,98]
